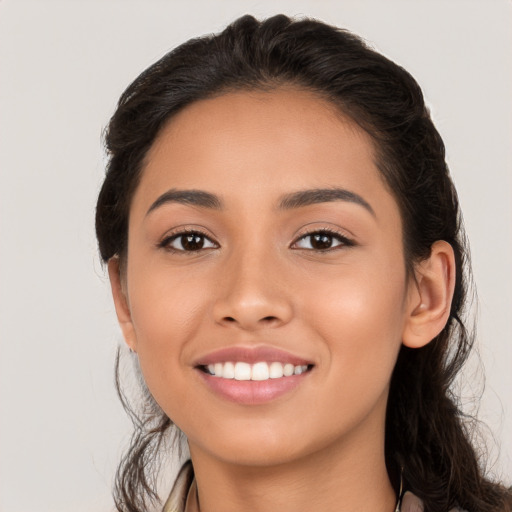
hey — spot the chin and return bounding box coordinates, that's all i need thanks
[186,417,347,470]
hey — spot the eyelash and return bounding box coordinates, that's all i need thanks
[158,229,218,254]
[158,228,355,254]
[291,228,355,252]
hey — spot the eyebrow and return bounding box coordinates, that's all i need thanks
[146,186,374,217]
[146,189,222,215]
[278,188,375,216]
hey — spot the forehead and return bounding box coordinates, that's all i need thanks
[132,87,396,219]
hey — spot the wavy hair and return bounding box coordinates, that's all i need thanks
[95,14,512,512]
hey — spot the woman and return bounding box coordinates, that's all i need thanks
[95,14,511,512]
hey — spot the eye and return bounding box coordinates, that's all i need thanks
[292,230,353,251]
[160,231,218,252]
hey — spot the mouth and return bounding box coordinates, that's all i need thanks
[193,347,314,404]
[198,361,313,381]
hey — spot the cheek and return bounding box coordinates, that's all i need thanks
[125,263,211,396]
[128,259,209,338]
[302,258,407,388]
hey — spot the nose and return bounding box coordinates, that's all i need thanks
[212,249,294,331]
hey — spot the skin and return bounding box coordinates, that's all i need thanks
[109,88,455,512]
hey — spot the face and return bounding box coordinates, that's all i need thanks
[114,88,418,468]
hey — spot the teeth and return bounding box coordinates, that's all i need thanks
[223,361,235,379]
[251,362,270,381]
[269,362,284,379]
[283,363,294,377]
[206,361,310,380]
[214,363,223,378]
[234,362,251,380]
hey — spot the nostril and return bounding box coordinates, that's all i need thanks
[222,315,278,324]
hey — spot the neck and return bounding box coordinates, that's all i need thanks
[188,413,396,512]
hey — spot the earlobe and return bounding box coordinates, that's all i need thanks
[402,241,456,349]
[108,257,138,352]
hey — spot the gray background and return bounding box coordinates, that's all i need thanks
[1,1,510,510]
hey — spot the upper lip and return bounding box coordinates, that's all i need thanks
[193,346,314,367]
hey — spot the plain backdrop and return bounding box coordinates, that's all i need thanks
[0,1,511,511]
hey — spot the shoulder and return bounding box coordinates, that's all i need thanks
[401,491,467,512]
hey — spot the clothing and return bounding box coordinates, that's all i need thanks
[162,461,446,512]
[163,461,195,512]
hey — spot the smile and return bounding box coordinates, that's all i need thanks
[194,347,314,404]
[203,361,311,381]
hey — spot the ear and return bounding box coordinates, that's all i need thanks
[108,257,138,352]
[402,240,456,349]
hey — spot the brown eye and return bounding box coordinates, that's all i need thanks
[163,231,217,252]
[292,230,353,251]
[310,233,335,250]
[181,233,205,250]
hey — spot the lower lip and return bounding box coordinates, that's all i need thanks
[197,370,309,405]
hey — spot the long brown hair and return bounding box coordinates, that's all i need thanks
[96,14,512,512]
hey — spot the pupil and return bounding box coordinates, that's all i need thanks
[182,234,204,250]
[312,233,332,249]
